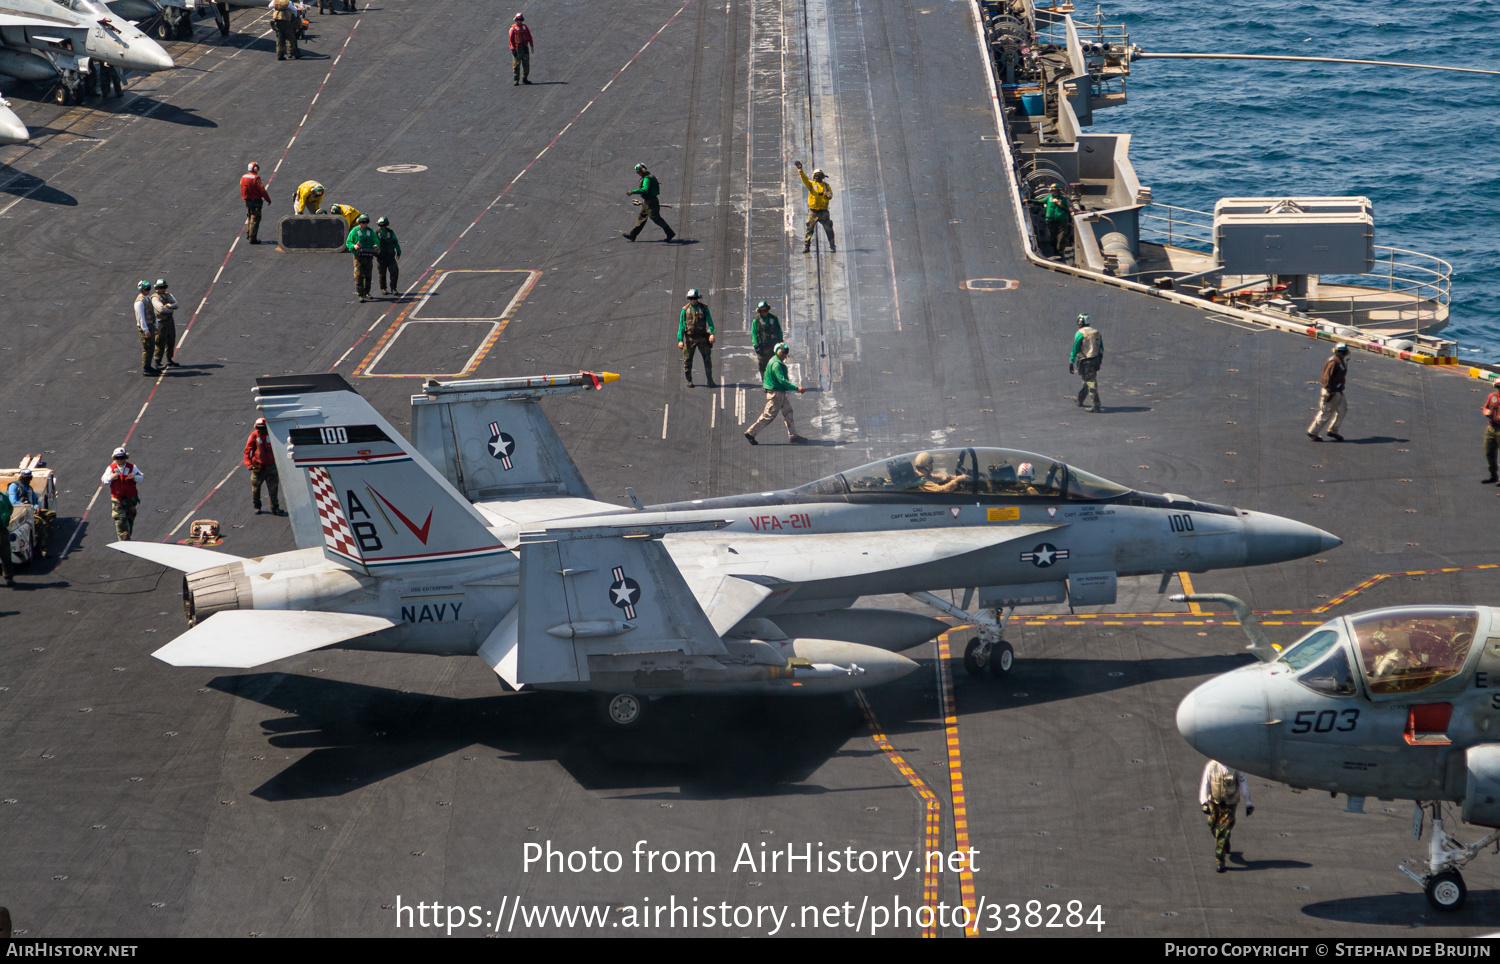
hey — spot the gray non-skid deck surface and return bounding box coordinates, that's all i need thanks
[0,0,1494,938]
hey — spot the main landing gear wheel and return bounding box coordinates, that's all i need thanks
[963,637,986,676]
[55,86,69,105]
[599,693,646,727]
[1425,870,1467,911]
[988,640,1014,678]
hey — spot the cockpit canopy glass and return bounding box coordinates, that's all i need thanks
[828,448,1130,500]
[1278,627,1341,670]
[1350,608,1479,696]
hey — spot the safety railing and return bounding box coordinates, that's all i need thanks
[1309,247,1452,336]
[1138,202,1215,254]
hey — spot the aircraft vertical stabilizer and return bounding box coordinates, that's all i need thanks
[254,374,506,574]
[514,521,729,685]
[410,372,616,502]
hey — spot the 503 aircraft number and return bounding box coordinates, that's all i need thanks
[1289,708,1359,734]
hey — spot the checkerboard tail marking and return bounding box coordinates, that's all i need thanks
[310,466,361,561]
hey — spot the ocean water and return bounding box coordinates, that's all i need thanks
[1083,0,1500,361]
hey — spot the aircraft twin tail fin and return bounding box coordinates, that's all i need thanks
[509,520,730,686]
[409,371,617,503]
[254,374,506,575]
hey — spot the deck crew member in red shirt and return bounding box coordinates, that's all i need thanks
[510,13,533,85]
[244,418,283,516]
[240,162,272,244]
[102,448,144,541]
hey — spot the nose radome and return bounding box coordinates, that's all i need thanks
[0,114,27,145]
[1239,509,1341,567]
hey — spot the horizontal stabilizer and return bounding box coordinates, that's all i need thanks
[151,610,397,668]
[108,541,248,572]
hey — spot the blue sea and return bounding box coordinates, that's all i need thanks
[1084,0,1500,361]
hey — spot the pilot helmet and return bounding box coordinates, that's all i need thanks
[1017,462,1035,481]
[913,452,934,471]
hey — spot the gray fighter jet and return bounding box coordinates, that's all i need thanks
[110,372,1339,728]
[0,0,173,104]
[1176,595,1500,912]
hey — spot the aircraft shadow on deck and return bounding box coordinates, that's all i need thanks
[122,99,217,128]
[0,167,77,206]
[1301,890,1500,926]
[883,653,1255,729]
[209,673,865,800]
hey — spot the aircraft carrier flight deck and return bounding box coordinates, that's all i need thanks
[0,0,1495,938]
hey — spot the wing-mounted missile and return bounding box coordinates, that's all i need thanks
[410,371,619,502]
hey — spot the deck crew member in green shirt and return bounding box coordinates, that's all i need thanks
[375,216,402,296]
[751,300,783,376]
[623,163,675,242]
[1069,313,1103,412]
[345,214,379,302]
[677,289,715,387]
[745,342,808,445]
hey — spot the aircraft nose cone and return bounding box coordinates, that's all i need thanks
[123,38,174,72]
[1238,510,1341,567]
[0,114,27,145]
[1176,670,1272,775]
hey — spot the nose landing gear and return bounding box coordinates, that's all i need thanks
[1398,803,1500,911]
[909,591,1015,678]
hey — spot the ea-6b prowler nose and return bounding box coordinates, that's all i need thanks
[1176,668,1273,776]
[1238,509,1341,567]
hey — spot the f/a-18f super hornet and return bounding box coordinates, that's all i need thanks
[110,372,1339,727]
[1,0,172,104]
[1177,596,1500,912]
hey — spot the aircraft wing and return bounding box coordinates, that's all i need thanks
[474,497,630,543]
[108,541,248,571]
[151,610,397,667]
[666,524,1061,585]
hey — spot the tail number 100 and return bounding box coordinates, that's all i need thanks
[318,427,350,444]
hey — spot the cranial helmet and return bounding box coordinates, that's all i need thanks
[376,216,389,226]
[1077,313,1089,326]
[247,162,258,172]
[138,280,151,291]
[1334,344,1350,355]
[756,300,770,310]
[514,12,524,20]
[774,342,789,354]
[112,447,128,459]
[357,214,370,223]
[635,163,647,172]
[255,417,268,428]
[686,288,699,299]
